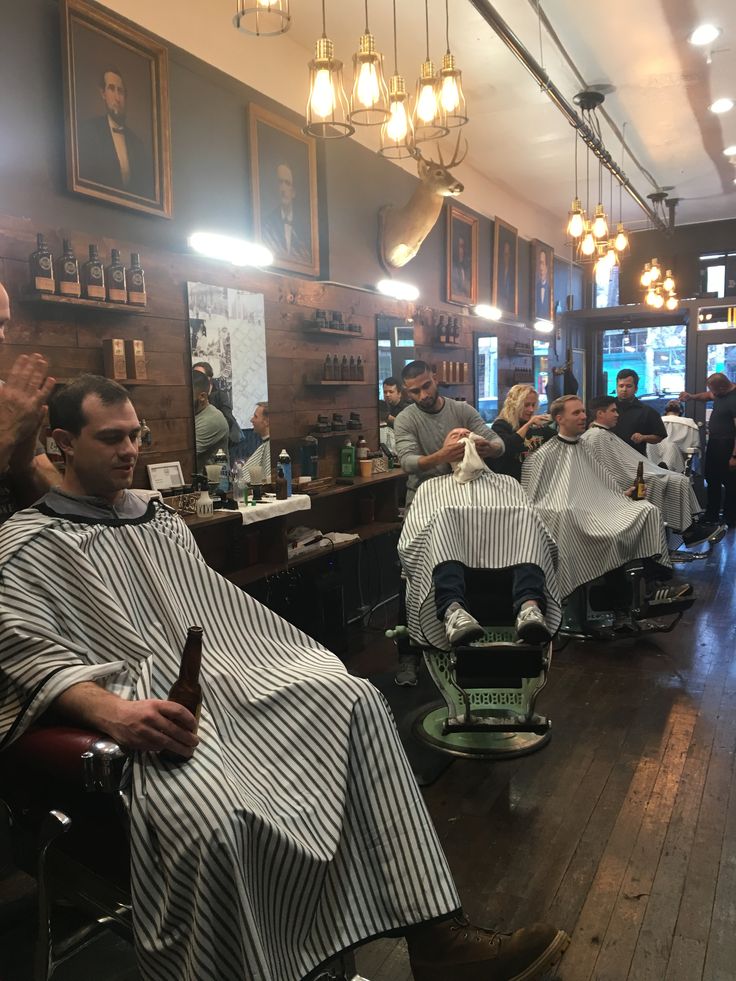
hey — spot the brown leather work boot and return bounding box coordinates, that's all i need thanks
[406,914,570,981]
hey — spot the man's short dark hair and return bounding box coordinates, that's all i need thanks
[616,368,639,386]
[665,399,683,415]
[588,395,616,416]
[383,377,401,390]
[99,67,126,92]
[255,401,269,417]
[401,360,432,382]
[192,361,214,378]
[192,371,210,400]
[50,375,130,434]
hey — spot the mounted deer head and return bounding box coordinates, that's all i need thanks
[379,134,468,269]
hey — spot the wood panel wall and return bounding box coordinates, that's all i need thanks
[0,213,541,488]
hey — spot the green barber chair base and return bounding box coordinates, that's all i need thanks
[412,627,552,760]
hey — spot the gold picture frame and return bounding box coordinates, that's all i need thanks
[492,217,518,316]
[530,239,554,322]
[446,204,478,307]
[60,0,172,218]
[249,104,320,277]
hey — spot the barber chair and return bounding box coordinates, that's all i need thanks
[401,569,553,760]
[0,727,369,981]
[559,561,695,641]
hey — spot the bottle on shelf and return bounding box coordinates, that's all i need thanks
[277,448,292,497]
[139,418,152,449]
[56,238,80,297]
[356,355,364,381]
[300,436,319,479]
[323,355,333,381]
[161,625,203,762]
[356,436,369,460]
[214,447,230,497]
[340,439,356,477]
[332,353,339,378]
[30,233,55,293]
[340,355,349,381]
[438,315,446,344]
[632,461,647,501]
[82,244,106,300]
[126,252,146,306]
[349,354,356,380]
[106,248,127,303]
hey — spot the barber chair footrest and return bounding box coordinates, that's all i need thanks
[414,703,551,759]
[444,712,551,735]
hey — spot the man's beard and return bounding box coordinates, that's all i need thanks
[417,393,440,412]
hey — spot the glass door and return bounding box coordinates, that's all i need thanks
[694,304,736,428]
[474,335,498,421]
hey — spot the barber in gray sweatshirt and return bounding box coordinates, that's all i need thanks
[394,360,504,504]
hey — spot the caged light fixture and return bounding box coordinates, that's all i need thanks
[438,0,468,127]
[379,0,415,158]
[233,0,291,37]
[349,0,390,126]
[304,0,354,139]
[641,258,677,310]
[412,0,449,143]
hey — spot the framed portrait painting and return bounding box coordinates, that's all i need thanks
[446,204,478,306]
[249,104,320,277]
[530,239,554,322]
[60,0,172,218]
[492,217,518,316]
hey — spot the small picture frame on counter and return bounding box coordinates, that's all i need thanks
[147,461,185,493]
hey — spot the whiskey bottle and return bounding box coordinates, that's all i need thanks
[106,248,127,303]
[162,625,203,763]
[632,462,647,501]
[341,355,349,381]
[349,355,357,380]
[30,233,55,293]
[82,244,106,300]
[56,239,80,297]
[332,353,339,377]
[438,315,446,344]
[126,252,146,306]
[356,355,364,381]
[323,355,333,381]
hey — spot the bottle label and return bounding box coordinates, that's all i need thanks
[85,283,106,299]
[39,256,51,271]
[89,266,102,280]
[34,275,55,292]
[130,272,143,287]
[59,280,81,296]
[63,260,77,276]
[127,290,146,306]
[112,269,124,283]
[108,287,127,302]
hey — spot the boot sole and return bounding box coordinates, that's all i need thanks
[510,929,571,981]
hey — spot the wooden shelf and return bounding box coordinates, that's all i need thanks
[305,379,372,386]
[54,376,155,386]
[304,323,363,337]
[309,429,363,439]
[21,292,148,314]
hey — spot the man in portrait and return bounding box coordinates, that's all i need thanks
[535,247,551,318]
[77,67,154,199]
[498,237,515,312]
[451,232,471,301]
[261,162,310,264]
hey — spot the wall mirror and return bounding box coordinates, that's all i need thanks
[188,282,269,473]
[377,314,415,449]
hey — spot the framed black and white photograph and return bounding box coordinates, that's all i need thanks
[531,239,554,322]
[60,0,172,218]
[249,103,319,277]
[492,217,518,316]
[446,204,478,307]
[147,461,184,493]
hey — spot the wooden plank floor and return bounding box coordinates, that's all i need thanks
[352,533,736,981]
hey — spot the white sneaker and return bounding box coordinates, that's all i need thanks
[444,603,484,646]
[515,605,551,645]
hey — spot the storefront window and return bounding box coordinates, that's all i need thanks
[696,305,736,330]
[533,340,549,407]
[475,336,498,421]
[600,324,686,414]
[594,261,620,309]
[706,343,736,383]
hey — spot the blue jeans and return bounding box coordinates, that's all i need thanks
[433,561,546,621]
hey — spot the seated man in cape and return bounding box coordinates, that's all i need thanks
[395,361,558,649]
[0,375,569,981]
[582,395,713,545]
[521,395,686,603]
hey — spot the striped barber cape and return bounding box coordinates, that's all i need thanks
[521,436,671,599]
[0,501,459,981]
[581,424,701,532]
[398,471,562,650]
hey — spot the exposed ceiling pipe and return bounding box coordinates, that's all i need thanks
[466,0,670,233]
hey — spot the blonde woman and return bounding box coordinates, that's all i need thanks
[492,384,554,480]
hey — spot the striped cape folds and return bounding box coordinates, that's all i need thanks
[581,425,701,531]
[521,437,671,599]
[0,504,459,981]
[398,471,562,650]
[648,416,702,473]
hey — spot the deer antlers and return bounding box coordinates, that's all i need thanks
[410,131,468,170]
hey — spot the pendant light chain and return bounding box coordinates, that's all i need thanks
[393,0,399,74]
[320,0,326,38]
[445,0,450,52]
[425,0,431,61]
[364,0,369,33]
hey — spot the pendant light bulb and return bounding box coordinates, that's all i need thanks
[387,96,409,141]
[567,199,584,239]
[440,70,460,112]
[645,288,656,306]
[614,223,629,252]
[640,263,652,287]
[356,59,380,107]
[649,258,661,281]
[580,224,596,257]
[662,271,675,292]
[665,295,678,311]
[592,205,608,240]
[311,67,336,118]
[417,70,439,123]
[380,0,414,157]
[349,22,389,126]
[305,27,354,139]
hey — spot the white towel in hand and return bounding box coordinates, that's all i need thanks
[451,433,486,484]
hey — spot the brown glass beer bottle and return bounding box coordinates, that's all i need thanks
[162,626,203,762]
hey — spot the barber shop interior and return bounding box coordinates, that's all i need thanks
[3,2,736,980]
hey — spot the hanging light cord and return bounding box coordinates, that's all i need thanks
[321,0,326,38]
[392,0,398,73]
[364,0,369,33]
[445,0,451,53]
[573,128,578,197]
[424,0,430,61]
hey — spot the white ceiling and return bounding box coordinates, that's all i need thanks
[100,0,736,245]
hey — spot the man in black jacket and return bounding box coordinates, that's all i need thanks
[77,68,154,199]
[613,368,666,455]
